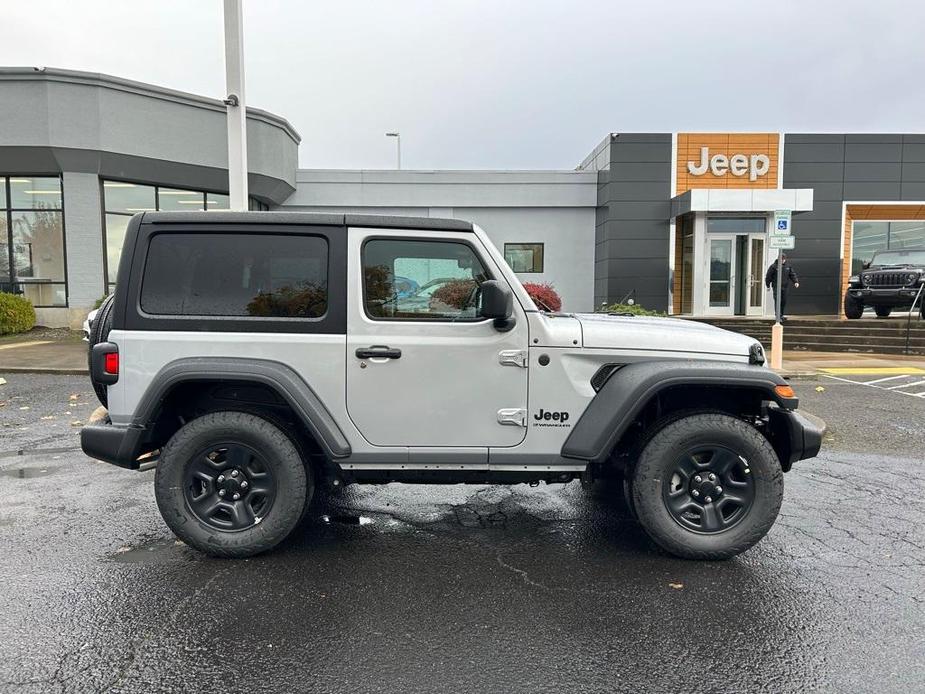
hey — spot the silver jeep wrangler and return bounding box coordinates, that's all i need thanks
[81,211,824,559]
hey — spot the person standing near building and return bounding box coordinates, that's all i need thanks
[765,254,799,321]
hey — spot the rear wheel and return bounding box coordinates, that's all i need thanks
[844,294,863,319]
[874,306,892,318]
[87,294,115,407]
[631,413,783,560]
[154,411,311,558]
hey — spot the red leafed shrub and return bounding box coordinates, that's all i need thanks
[522,282,562,312]
[431,279,477,310]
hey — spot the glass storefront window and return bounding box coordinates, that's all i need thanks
[102,180,234,290]
[156,188,205,211]
[206,193,230,210]
[852,221,925,274]
[9,176,63,209]
[104,214,131,286]
[1,176,66,307]
[102,181,156,213]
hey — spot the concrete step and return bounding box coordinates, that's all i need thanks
[691,316,925,356]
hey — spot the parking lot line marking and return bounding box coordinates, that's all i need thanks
[862,375,914,385]
[819,367,925,375]
[887,379,925,390]
[822,374,925,400]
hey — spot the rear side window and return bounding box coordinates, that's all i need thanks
[140,233,328,318]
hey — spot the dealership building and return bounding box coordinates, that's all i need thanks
[2,67,925,327]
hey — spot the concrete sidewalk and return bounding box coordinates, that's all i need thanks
[3,332,925,378]
[0,332,87,374]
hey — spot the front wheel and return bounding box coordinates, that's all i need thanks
[154,411,311,558]
[631,413,783,560]
[844,294,863,319]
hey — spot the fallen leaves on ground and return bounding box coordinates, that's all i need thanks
[815,386,825,392]
[668,582,684,590]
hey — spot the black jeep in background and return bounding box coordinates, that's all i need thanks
[845,248,925,319]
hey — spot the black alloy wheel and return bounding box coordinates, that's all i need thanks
[155,411,310,558]
[662,445,756,534]
[184,442,277,531]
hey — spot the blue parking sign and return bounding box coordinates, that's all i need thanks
[777,220,788,230]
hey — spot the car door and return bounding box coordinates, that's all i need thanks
[345,227,529,448]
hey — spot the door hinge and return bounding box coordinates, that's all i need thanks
[497,408,527,427]
[498,349,528,368]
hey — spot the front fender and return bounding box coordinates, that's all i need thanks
[561,360,796,463]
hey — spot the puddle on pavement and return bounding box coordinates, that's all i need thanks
[322,513,374,526]
[0,466,57,479]
[110,537,184,563]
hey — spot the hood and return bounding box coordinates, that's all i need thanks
[574,313,760,360]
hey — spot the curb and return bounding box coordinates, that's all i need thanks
[0,367,88,375]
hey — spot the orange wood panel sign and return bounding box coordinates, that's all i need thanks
[676,133,780,194]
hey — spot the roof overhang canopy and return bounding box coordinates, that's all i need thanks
[670,188,814,217]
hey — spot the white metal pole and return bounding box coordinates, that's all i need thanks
[223,0,248,210]
[396,134,401,170]
[770,249,784,369]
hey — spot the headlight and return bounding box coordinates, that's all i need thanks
[862,275,872,285]
[908,273,918,284]
[849,275,859,284]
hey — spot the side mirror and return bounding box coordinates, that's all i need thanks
[479,280,515,332]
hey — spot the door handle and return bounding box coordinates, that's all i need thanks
[355,345,402,360]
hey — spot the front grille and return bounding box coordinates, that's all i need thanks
[864,272,913,288]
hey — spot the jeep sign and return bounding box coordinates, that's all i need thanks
[687,147,771,181]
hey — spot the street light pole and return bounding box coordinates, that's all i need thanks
[223,0,248,210]
[386,132,401,169]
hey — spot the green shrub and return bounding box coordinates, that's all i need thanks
[0,292,37,335]
[598,302,665,317]
[93,295,109,309]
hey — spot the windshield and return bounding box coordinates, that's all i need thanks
[870,250,925,266]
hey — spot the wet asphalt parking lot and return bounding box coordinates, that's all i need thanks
[0,373,923,693]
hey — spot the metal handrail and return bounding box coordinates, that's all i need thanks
[905,283,925,355]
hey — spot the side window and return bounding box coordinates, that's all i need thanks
[140,233,328,318]
[363,238,491,321]
[503,242,544,273]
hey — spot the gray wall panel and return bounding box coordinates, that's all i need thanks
[783,143,845,162]
[901,182,925,199]
[902,144,925,162]
[844,142,903,162]
[843,181,902,199]
[783,162,846,182]
[901,162,925,181]
[844,162,902,181]
[784,134,846,144]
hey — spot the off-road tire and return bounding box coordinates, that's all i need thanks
[844,294,863,319]
[874,306,892,318]
[631,413,783,560]
[87,294,115,407]
[154,411,311,558]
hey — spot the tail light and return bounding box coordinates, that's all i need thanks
[91,342,119,385]
[104,352,119,375]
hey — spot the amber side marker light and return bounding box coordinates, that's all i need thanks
[775,384,795,399]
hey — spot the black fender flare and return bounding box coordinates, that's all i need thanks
[561,360,796,463]
[133,357,351,460]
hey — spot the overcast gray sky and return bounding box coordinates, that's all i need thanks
[5,0,924,170]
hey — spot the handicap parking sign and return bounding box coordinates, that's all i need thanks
[772,210,792,237]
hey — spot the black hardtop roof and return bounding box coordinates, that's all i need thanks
[138,210,473,232]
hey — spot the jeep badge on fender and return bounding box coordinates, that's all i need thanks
[81,210,825,561]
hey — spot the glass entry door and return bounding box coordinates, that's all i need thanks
[708,237,735,315]
[746,235,766,315]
